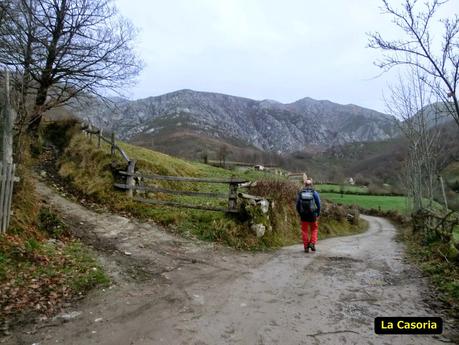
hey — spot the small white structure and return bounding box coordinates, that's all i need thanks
[251,224,266,237]
[348,177,355,185]
[254,165,265,171]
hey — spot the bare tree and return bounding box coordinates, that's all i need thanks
[0,0,142,135]
[201,149,208,164]
[369,0,459,127]
[386,67,443,210]
[0,1,9,25]
[218,145,229,167]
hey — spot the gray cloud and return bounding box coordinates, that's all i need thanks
[114,0,456,113]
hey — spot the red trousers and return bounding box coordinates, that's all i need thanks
[301,221,318,248]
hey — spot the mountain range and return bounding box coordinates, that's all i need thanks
[74,89,399,158]
[68,89,458,209]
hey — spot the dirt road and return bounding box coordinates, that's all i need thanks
[3,182,457,345]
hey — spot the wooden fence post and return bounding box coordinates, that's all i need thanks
[5,164,15,230]
[1,164,15,232]
[111,132,116,157]
[2,71,14,167]
[439,175,448,211]
[110,131,116,167]
[97,128,102,148]
[0,162,6,233]
[228,180,238,211]
[126,160,136,198]
[1,70,17,233]
[88,123,93,142]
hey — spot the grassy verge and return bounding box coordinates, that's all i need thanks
[0,233,109,322]
[319,217,368,240]
[1,146,109,328]
[46,122,367,251]
[400,226,459,315]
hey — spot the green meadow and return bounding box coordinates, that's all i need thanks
[315,184,369,194]
[321,192,447,216]
[321,192,410,213]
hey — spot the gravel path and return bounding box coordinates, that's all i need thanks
[3,182,457,345]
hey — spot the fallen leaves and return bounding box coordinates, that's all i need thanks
[0,234,108,324]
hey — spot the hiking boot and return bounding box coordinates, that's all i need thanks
[304,246,309,253]
[309,243,316,252]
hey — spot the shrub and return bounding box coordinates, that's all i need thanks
[367,183,389,195]
[250,179,299,204]
[42,119,80,153]
[38,208,68,238]
[323,202,347,222]
[249,179,364,243]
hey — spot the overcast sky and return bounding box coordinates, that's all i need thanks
[113,0,456,113]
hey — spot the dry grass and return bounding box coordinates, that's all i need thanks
[45,122,367,250]
[1,145,109,327]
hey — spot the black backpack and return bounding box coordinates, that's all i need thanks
[299,188,317,215]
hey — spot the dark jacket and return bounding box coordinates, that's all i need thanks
[296,188,321,222]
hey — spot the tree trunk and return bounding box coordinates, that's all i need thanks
[26,0,67,135]
[27,88,47,135]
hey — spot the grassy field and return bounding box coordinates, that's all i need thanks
[321,192,410,213]
[118,140,271,183]
[322,192,447,215]
[315,184,368,194]
[116,140,276,212]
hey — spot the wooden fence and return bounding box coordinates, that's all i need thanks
[80,123,249,213]
[80,123,137,198]
[412,208,459,260]
[80,123,130,162]
[0,162,17,233]
[115,171,248,213]
[0,71,19,234]
[412,208,459,242]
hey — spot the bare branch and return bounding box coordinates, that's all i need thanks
[369,0,459,127]
[0,0,143,134]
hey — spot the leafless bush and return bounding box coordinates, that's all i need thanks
[322,202,347,222]
[250,180,360,226]
[249,180,299,204]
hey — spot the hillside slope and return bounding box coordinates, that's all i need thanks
[41,121,365,250]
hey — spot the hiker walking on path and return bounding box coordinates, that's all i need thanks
[296,179,321,253]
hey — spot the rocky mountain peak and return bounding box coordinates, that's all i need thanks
[75,89,399,154]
